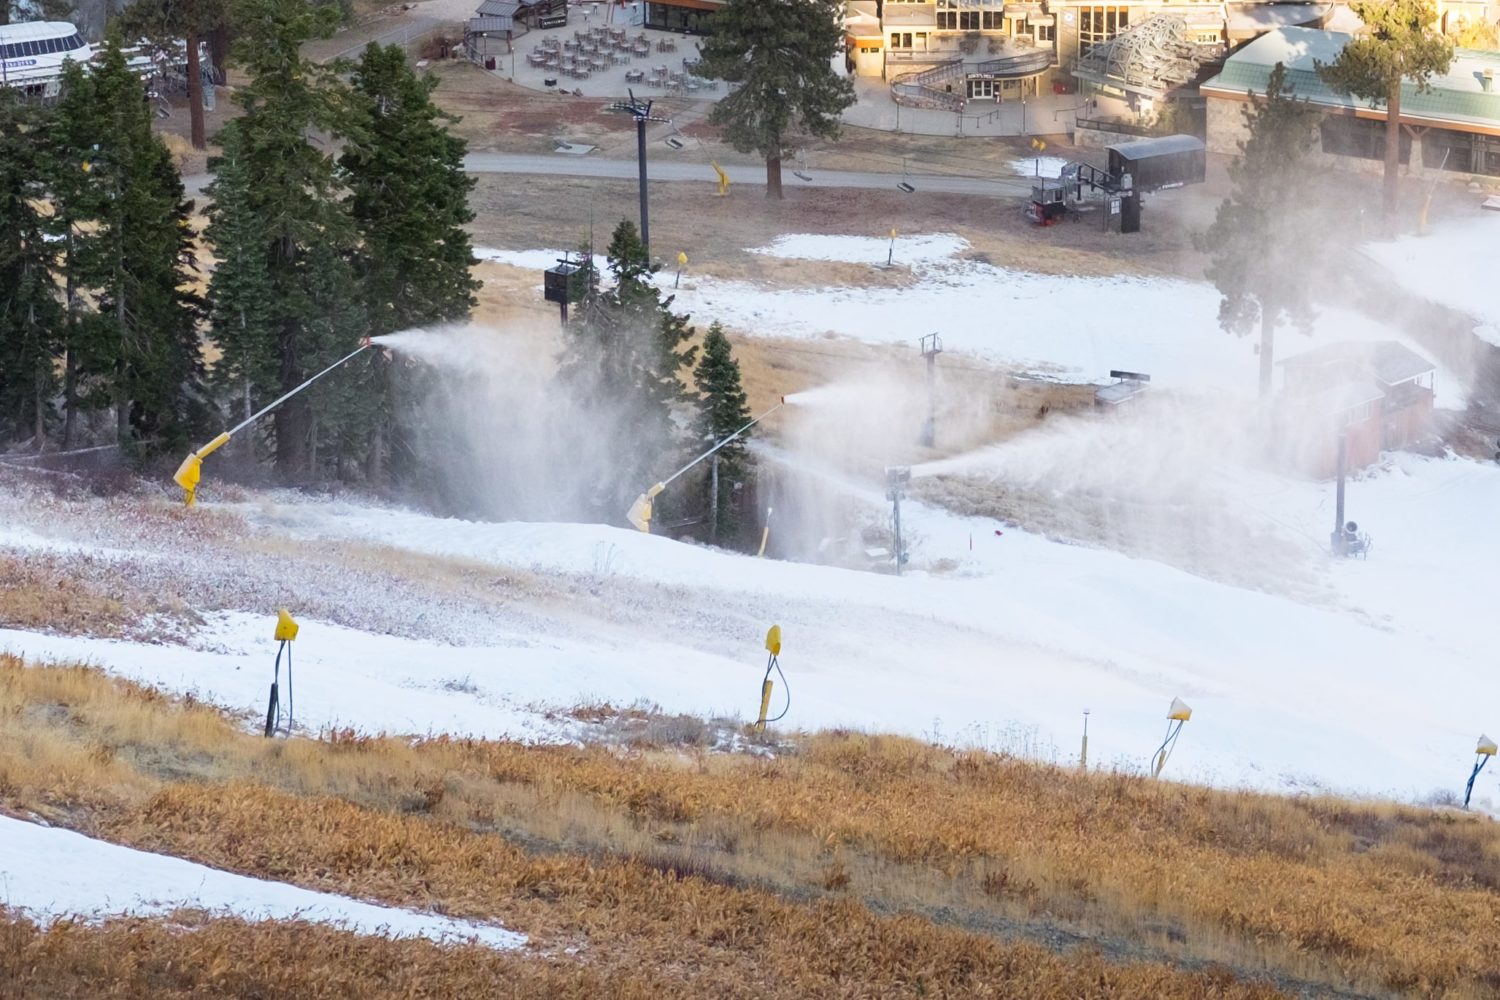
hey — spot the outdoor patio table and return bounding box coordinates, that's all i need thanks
[590,56,607,70]
[563,39,578,50]
[625,69,644,83]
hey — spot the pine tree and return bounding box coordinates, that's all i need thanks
[341,42,479,335]
[560,220,699,521]
[50,34,208,452]
[1316,0,1453,223]
[338,43,478,484]
[1196,63,1321,398]
[208,0,363,478]
[697,0,856,198]
[693,322,752,544]
[203,121,277,431]
[0,91,62,446]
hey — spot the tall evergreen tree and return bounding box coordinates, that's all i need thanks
[560,220,698,521]
[0,91,62,446]
[50,35,207,451]
[693,322,752,544]
[697,0,856,198]
[208,0,364,478]
[1196,63,1321,398]
[203,121,277,430]
[1316,0,1453,223]
[341,42,479,335]
[339,44,479,484]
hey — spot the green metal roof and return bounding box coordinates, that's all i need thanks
[1201,26,1500,129]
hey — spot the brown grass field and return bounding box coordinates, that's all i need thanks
[2,656,1497,998]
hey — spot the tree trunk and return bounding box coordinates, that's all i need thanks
[1382,79,1402,224]
[33,371,46,447]
[1259,304,1276,399]
[765,155,783,200]
[185,32,206,151]
[62,350,76,449]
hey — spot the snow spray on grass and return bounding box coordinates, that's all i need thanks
[374,323,679,523]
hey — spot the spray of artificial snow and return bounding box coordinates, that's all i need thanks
[374,323,675,523]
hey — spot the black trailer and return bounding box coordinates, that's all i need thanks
[1106,135,1205,193]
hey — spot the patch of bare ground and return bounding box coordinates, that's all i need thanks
[467,172,1189,280]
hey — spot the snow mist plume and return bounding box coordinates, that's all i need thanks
[377,323,669,523]
[766,362,1018,564]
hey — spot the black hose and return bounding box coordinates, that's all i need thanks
[763,654,791,724]
[264,640,292,738]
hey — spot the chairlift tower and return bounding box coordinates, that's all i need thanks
[604,91,671,259]
[919,333,942,447]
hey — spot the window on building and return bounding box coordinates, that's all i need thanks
[891,31,929,48]
[1078,5,1128,52]
[1035,22,1054,41]
[1423,128,1500,176]
[1320,115,1410,163]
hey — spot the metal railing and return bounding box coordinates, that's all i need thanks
[889,45,1052,111]
[1074,116,1159,137]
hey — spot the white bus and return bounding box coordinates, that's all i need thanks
[0,21,93,95]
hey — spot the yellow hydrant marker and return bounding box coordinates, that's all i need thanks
[1153,697,1192,777]
[274,609,300,642]
[754,624,786,734]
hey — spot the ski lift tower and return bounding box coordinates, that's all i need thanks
[603,91,671,260]
[919,333,942,447]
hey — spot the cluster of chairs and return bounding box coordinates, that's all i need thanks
[638,54,717,94]
[526,28,656,79]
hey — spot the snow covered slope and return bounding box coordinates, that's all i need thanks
[475,235,1468,403]
[0,814,524,948]
[3,453,1496,809]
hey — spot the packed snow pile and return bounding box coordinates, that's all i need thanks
[0,814,525,949]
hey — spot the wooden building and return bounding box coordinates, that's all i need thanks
[1275,341,1437,479]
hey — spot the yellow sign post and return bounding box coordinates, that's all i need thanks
[1152,697,1192,777]
[265,609,300,738]
[754,625,786,734]
[1465,734,1497,808]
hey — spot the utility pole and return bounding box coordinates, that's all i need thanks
[919,333,942,447]
[886,466,910,575]
[709,452,719,545]
[1080,708,1090,770]
[1331,428,1347,555]
[605,92,670,259]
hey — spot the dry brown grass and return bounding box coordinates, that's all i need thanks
[0,554,141,637]
[3,656,1497,997]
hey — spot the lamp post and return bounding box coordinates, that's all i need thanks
[604,91,671,259]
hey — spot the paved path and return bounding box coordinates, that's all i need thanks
[460,150,1035,197]
[186,150,1037,199]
